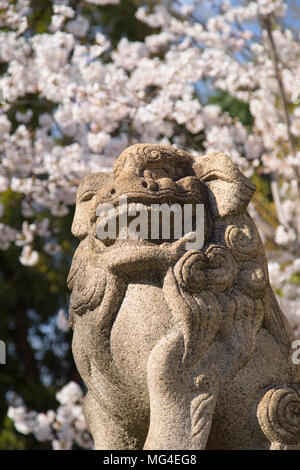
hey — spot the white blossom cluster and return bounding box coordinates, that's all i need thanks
[0,0,29,34]
[8,381,92,449]
[268,256,300,337]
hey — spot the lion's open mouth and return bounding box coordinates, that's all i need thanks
[93,193,200,247]
[99,188,202,207]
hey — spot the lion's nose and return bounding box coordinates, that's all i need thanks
[155,177,177,191]
[141,180,159,191]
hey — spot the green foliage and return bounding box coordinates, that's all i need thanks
[0,207,77,422]
[251,172,277,233]
[7,94,56,134]
[0,417,52,450]
[82,0,156,46]
[251,173,273,205]
[0,417,26,450]
[210,89,254,128]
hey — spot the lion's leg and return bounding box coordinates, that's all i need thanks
[143,330,219,450]
[83,392,139,450]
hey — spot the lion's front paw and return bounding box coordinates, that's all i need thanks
[147,329,185,395]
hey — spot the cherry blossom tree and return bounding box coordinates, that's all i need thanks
[1,0,300,449]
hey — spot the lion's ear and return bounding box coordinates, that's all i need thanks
[192,152,256,217]
[72,172,112,239]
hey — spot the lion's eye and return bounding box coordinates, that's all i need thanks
[152,168,168,179]
[202,173,219,183]
[79,191,96,202]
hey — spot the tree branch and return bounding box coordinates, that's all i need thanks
[261,15,297,156]
[260,14,300,242]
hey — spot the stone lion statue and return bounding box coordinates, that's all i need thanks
[68,144,300,450]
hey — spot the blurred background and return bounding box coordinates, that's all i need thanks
[0,0,300,449]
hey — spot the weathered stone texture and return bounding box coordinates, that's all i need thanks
[68,144,300,450]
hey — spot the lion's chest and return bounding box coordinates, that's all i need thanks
[110,281,172,396]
